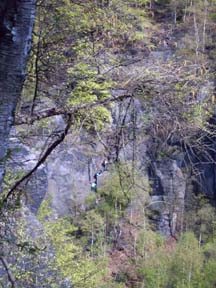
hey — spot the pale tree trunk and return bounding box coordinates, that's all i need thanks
[172,0,177,25]
[202,0,208,53]
[183,0,188,23]
[193,4,200,59]
[0,0,36,192]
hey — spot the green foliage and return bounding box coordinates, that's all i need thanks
[185,194,216,243]
[38,209,109,287]
[3,168,25,190]
[99,167,132,209]
[38,196,114,286]
[96,164,150,219]
[137,230,170,288]
[37,196,53,222]
[201,259,216,288]
[77,209,107,257]
[67,64,113,105]
[5,0,216,287]
[169,232,203,287]
[21,0,157,131]
[67,62,113,130]
[136,231,216,288]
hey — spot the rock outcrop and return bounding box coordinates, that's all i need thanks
[150,159,186,237]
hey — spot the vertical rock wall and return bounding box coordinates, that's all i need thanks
[153,159,186,237]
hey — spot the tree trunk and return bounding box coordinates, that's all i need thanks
[0,0,36,192]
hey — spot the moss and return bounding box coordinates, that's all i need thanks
[37,196,53,222]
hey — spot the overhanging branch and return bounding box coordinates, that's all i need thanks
[5,94,132,202]
[15,94,132,125]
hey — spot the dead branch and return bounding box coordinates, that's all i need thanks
[0,256,17,288]
[4,114,73,203]
[15,94,132,125]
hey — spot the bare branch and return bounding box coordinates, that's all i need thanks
[5,95,133,203]
[15,94,132,125]
[4,115,73,203]
[0,256,17,288]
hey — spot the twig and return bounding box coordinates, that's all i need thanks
[0,256,17,288]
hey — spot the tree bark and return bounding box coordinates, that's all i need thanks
[0,0,36,192]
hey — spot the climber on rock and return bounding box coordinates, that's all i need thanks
[93,170,102,183]
[102,159,108,171]
[90,181,103,205]
[91,181,97,192]
[97,170,103,176]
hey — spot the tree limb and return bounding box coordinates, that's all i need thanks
[4,114,73,203]
[15,94,132,125]
[5,95,132,202]
[0,256,17,288]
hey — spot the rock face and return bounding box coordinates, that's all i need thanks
[198,161,216,199]
[46,133,106,216]
[150,159,186,237]
[8,98,188,239]
[193,112,216,200]
[7,96,216,241]
[6,23,215,239]
[8,110,112,215]
[8,127,48,214]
